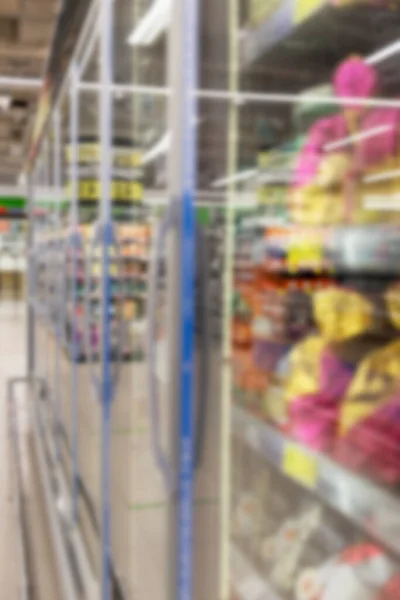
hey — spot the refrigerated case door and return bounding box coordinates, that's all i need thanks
[201,1,400,599]
[70,206,180,600]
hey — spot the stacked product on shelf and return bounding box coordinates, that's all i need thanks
[231,1,400,597]
[63,138,149,362]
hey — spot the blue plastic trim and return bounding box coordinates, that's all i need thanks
[177,0,199,594]
[178,190,196,600]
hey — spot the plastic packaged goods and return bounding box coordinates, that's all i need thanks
[284,335,354,451]
[292,57,400,225]
[296,544,400,600]
[228,0,400,598]
[335,338,400,483]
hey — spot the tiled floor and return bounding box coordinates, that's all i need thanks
[7,305,223,600]
[0,302,59,599]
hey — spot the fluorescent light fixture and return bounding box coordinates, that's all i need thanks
[127,0,171,46]
[364,168,400,184]
[212,168,257,188]
[0,96,11,110]
[367,40,400,65]
[324,125,392,152]
[142,132,171,165]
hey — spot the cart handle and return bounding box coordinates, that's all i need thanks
[147,204,176,494]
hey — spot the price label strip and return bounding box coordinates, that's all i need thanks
[283,442,318,489]
[65,179,144,203]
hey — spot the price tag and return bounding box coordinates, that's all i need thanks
[287,229,323,272]
[294,0,323,23]
[283,443,318,489]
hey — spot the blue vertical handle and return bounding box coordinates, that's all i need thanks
[178,190,196,600]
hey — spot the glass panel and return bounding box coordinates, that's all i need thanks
[197,1,400,599]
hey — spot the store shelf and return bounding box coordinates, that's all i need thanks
[240,3,400,83]
[231,543,281,600]
[232,405,400,559]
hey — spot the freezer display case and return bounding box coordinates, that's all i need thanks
[221,1,400,599]
[26,0,400,599]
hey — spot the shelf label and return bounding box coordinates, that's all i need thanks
[283,443,318,489]
[287,228,324,272]
[294,0,323,23]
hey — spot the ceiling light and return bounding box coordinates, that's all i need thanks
[366,40,400,65]
[142,132,171,164]
[324,125,392,152]
[127,0,171,47]
[0,96,11,110]
[212,168,257,188]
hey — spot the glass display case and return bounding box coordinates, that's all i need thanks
[26,0,400,599]
[221,1,400,599]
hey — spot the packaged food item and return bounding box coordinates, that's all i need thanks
[336,339,400,482]
[293,57,400,225]
[296,543,399,600]
[386,282,400,330]
[233,492,264,539]
[377,573,400,599]
[285,335,354,450]
[260,504,322,593]
[314,287,373,342]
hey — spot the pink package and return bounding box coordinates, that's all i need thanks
[288,350,354,451]
[294,57,400,188]
[335,397,400,483]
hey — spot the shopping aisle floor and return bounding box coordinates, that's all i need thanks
[0,301,59,599]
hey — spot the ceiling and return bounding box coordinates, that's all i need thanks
[0,0,58,184]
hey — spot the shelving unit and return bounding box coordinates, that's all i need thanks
[232,406,400,559]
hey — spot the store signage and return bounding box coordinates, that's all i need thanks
[65,141,144,205]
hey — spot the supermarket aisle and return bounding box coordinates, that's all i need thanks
[0,301,59,599]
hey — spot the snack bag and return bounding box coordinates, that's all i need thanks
[285,335,354,451]
[296,543,399,600]
[335,339,400,482]
[293,57,400,225]
[314,287,373,343]
[386,282,400,330]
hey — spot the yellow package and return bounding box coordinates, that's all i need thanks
[339,339,400,435]
[386,282,400,329]
[284,336,325,405]
[358,176,400,224]
[291,185,346,225]
[313,288,373,342]
[316,153,351,188]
